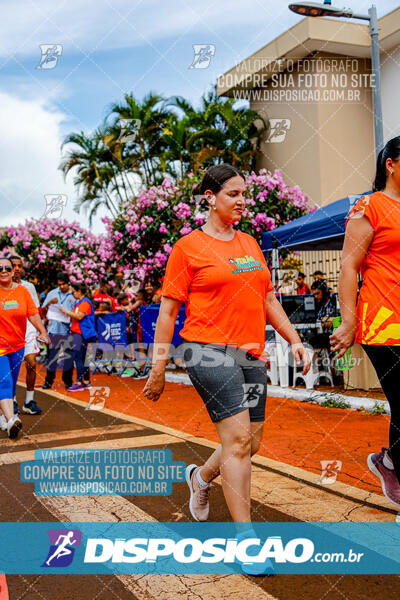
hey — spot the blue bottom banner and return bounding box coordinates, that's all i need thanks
[0,522,399,574]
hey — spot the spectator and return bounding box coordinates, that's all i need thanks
[130,288,149,378]
[42,272,76,391]
[311,270,334,293]
[93,280,113,310]
[0,257,49,439]
[311,280,336,320]
[311,270,325,282]
[60,282,97,392]
[115,292,141,376]
[40,285,51,305]
[10,255,42,415]
[106,284,120,310]
[117,292,133,312]
[296,272,311,295]
[144,281,161,304]
[310,279,336,350]
[95,301,112,316]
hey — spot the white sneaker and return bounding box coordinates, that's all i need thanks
[0,415,7,431]
[7,415,22,439]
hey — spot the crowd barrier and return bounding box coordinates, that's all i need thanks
[91,306,186,375]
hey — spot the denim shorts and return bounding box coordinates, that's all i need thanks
[181,340,267,423]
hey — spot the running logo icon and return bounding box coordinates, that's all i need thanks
[266,119,291,143]
[101,323,112,341]
[241,383,264,408]
[118,119,141,143]
[86,386,110,411]
[42,529,82,567]
[318,460,342,485]
[43,194,68,219]
[189,45,215,69]
[36,45,63,70]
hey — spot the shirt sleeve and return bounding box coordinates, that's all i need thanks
[251,237,274,293]
[345,195,378,231]
[29,283,40,308]
[77,300,92,315]
[42,291,52,308]
[161,244,193,302]
[24,288,39,318]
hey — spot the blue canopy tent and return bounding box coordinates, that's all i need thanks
[261,191,372,253]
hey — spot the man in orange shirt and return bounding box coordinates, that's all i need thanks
[296,272,311,295]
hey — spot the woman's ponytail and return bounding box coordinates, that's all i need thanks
[373,136,400,192]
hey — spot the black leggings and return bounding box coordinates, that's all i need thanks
[362,345,400,481]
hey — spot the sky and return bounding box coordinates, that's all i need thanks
[1,0,399,232]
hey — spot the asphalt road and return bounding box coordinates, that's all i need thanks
[0,385,398,600]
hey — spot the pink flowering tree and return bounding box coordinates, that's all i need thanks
[0,170,314,289]
[108,168,316,284]
[0,219,112,287]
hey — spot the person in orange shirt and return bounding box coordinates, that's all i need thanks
[60,283,97,391]
[142,164,310,574]
[331,136,400,509]
[0,257,49,439]
[296,272,311,295]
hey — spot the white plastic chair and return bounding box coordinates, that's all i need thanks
[274,331,290,388]
[294,347,334,390]
[265,341,279,386]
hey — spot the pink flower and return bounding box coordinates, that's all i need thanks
[180,224,192,236]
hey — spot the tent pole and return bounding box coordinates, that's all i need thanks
[272,244,282,300]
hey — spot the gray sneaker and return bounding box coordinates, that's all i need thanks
[0,414,7,431]
[367,447,400,508]
[185,464,210,522]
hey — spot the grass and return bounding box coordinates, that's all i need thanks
[320,396,351,410]
[357,401,387,416]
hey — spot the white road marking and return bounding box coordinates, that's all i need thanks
[39,494,279,600]
[0,434,181,466]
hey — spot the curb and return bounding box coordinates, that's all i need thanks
[165,372,390,414]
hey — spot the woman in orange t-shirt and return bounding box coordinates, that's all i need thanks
[331,136,400,508]
[0,257,49,439]
[142,164,310,566]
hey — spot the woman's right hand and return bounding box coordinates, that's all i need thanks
[142,368,165,402]
[329,323,355,359]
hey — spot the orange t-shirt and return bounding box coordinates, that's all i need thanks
[161,229,274,359]
[0,284,39,355]
[345,191,400,345]
[70,300,92,334]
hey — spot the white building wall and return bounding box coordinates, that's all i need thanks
[381,44,400,142]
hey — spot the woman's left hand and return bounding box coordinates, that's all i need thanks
[59,306,68,314]
[291,342,311,375]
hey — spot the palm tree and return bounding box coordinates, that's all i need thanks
[60,131,120,225]
[204,98,268,171]
[164,89,268,174]
[60,90,268,221]
[106,92,171,187]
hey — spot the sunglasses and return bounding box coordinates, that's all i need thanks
[0,266,12,273]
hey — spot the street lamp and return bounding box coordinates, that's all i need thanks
[288,0,384,158]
